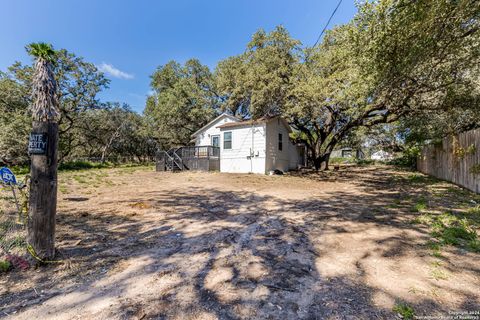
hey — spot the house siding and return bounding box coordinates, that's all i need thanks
[191,115,301,174]
[194,115,239,146]
[265,118,300,172]
[219,124,266,174]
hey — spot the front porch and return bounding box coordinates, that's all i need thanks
[156,146,220,172]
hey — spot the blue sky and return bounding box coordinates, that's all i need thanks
[0,0,357,113]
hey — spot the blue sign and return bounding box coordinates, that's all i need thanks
[0,167,17,185]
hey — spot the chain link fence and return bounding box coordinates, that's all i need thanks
[0,176,29,262]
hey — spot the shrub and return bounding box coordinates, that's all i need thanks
[431,213,478,247]
[393,303,414,319]
[388,146,421,168]
[411,197,427,212]
[58,160,111,171]
[329,157,352,164]
[10,165,30,175]
[356,159,376,165]
[0,260,11,273]
[468,239,480,252]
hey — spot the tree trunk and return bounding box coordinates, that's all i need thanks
[313,157,322,170]
[100,147,107,164]
[28,121,58,260]
[313,152,332,171]
[323,152,331,170]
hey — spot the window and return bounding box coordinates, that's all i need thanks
[211,135,220,148]
[224,132,232,149]
[278,133,283,151]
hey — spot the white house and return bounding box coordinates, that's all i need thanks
[190,113,303,174]
[371,150,394,161]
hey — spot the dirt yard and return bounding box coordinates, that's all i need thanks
[1,165,479,319]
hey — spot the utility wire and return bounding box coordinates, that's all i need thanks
[312,0,343,48]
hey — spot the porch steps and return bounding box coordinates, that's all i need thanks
[156,146,220,172]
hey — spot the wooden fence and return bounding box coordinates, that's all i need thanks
[417,128,480,193]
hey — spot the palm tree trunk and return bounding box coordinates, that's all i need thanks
[28,121,58,260]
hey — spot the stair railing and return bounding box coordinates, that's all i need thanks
[172,148,184,170]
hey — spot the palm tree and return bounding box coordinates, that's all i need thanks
[26,42,59,121]
[26,42,59,261]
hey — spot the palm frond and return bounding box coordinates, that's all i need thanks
[26,43,57,63]
[27,42,60,121]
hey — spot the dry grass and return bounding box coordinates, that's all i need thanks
[1,165,479,319]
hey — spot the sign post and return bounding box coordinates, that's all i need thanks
[28,121,58,259]
[0,167,21,216]
[26,42,60,261]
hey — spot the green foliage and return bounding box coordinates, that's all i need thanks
[388,146,421,168]
[426,240,443,258]
[416,210,479,252]
[411,213,432,225]
[25,42,57,62]
[0,260,11,273]
[0,73,31,164]
[431,213,477,246]
[411,197,427,212]
[1,48,158,165]
[471,164,480,175]
[58,161,111,171]
[393,303,414,319]
[10,165,30,175]
[146,59,218,148]
[468,239,480,252]
[217,26,301,119]
[355,159,375,166]
[465,206,480,225]
[329,157,352,164]
[414,202,480,252]
[3,0,479,166]
[216,0,480,169]
[406,173,431,184]
[9,235,26,249]
[429,261,449,280]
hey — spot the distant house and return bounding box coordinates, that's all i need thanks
[330,147,365,159]
[189,113,304,174]
[371,150,394,161]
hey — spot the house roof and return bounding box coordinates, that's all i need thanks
[190,113,240,138]
[216,119,266,129]
[216,116,292,133]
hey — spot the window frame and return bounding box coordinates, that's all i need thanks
[223,131,232,150]
[278,133,283,151]
[211,135,220,148]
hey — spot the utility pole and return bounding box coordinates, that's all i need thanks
[26,43,60,260]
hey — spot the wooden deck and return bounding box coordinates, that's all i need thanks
[156,146,220,172]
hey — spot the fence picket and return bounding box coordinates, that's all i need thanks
[417,129,480,194]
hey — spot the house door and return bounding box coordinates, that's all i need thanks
[211,135,220,147]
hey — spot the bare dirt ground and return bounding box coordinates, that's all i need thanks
[1,165,479,319]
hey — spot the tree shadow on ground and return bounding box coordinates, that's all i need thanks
[2,167,479,319]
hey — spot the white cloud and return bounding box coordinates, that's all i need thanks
[97,62,134,80]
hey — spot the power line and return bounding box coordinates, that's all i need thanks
[312,0,343,48]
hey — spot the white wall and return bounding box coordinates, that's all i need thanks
[265,118,290,172]
[220,124,266,174]
[265,118,300,172]
[289,145,301,170]
[194,116,238,146]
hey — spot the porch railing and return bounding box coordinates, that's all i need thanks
[156,145,220,172]
[180,146,220,159]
